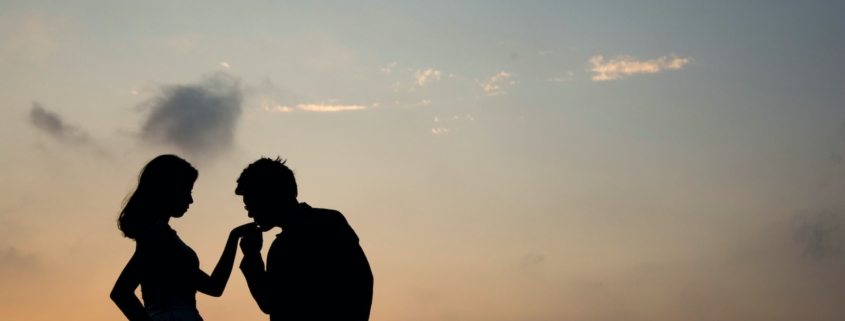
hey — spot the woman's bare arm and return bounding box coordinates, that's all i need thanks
[110,248,152,321]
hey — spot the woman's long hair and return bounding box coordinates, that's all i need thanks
[118,155,198,240]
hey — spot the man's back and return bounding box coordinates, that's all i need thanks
[241,204,374,321]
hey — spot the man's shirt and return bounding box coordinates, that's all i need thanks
[240,203,374,321]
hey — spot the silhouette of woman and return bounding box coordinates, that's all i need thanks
[110,155,255,321]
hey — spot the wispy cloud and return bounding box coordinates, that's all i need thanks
[261,100,367,113]
[29,103,90,145]
[589,54,691,81]
[262,104,294,113]
[548,71,574,82]
[431,127,449,134]
[381,61,399,74]
[295,104,366,112]
[141,72,242,157]
[538,50,553,56]
[415,69,442,86]
[794,211,845,261]
[219,61,230,68]
[481,71,513,96]
[434,114,474,123]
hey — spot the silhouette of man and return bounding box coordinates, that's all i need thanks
[235,157,373,321]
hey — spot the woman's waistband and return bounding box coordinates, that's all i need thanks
[145,298,197,317]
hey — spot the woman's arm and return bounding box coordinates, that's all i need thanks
[196,223,257,297]
[110,248,152,321]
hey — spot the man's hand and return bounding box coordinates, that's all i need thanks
[239,225,263,255]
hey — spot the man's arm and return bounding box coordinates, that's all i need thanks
[239,230,274,314]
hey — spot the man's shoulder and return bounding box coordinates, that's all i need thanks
[308,207,349,228]
[303,205,358,241]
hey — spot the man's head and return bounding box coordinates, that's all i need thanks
[235,157,298,231]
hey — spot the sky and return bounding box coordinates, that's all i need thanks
[1,0,845,320]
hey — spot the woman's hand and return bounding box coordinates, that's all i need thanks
[230,222,259,238]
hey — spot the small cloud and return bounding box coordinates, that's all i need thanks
[794,211,845,261]
[420,100,431,105]
[372,103,380,107]
[391,81,403,92]
[29,103,90,145]
[538,50,553,56]
[432,114,474,123]
[0,246,37,272]
[520,253,545,269]
[431,127,449,134]
[131,90,139,95]
[141,72,242,157]
[589,54,691,81]
[481,71,513,96]
[263,105,294,113]
[381,61,399,74]
[548,71,575,82]
[415,69,442,86]
[296,104,366,112]
[220,61,230,68]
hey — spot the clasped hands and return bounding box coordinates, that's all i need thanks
[231,223,263,255]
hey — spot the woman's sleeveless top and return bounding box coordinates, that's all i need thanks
[136,224,200,309]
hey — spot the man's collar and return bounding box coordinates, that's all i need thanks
[277,202,310,236]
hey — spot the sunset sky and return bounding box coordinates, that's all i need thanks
[2,1,845,320]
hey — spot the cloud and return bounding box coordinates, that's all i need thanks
[434,114,474,123]
[431,127,449,134]
[538,50,553,56]
[0,246,37,273]
[381,61,399,74]
[520,253,545,269]
[219,61,230,68]
[415,69,442,86]
[262,104,294,113]
[794,211,845,260]
[296,104,366,112]
[548,71,574,82]
[141,72,242,156]
[589,54,691,81]
[29,103,90,145]
[481,71,513,96]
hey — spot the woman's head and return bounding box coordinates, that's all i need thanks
[118,155,198,239]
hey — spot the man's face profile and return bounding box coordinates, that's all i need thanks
[242,192,277,231]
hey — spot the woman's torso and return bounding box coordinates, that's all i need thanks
[136,224,200,308]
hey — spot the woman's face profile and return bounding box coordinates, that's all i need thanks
[166,181,195,218]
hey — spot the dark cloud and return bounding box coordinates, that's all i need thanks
[141,72,242,156]
[0,246,37,272]
[29,103,90,145]
[793,211,845,260]
[521,253,545,268]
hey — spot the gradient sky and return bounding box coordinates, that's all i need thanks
[2,1,845,320]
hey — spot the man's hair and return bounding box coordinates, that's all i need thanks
[235,157,297,198]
